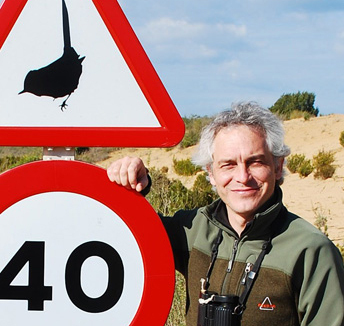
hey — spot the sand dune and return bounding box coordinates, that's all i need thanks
[100,114,344,246]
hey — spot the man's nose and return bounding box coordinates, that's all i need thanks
[235,164,250,183]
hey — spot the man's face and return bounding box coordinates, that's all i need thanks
[208,125,283,221]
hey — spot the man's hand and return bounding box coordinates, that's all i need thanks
[107,156,149,192]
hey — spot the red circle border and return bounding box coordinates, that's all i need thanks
[0,160,175,325]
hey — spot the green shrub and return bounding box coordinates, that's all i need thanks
[0,155,40,173]
[173,158,202,176]
[312,150,336,180]
[269,91,319,120]
[298,159,313,178]
[339,131,344,147]
[146,168,186,215]
[190,174,218,207]
[180,115,212,148]
[286,154,307,174]
[147,168,217,216]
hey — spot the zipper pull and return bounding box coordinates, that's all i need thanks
[241,262,253,285]
[227,239,239,273]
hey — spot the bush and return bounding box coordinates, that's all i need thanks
[270,91,319,120]
[173,158,202,176]
[286,153,313,178]
[147,169,217,216]
[180,115,212,148]
[287,154,307,174]
[298,159,313,178]
[339,131,344,147]
[0,155,40,173]
[190,174,218,207]
[146,168,187,216]
[312,150,336,180]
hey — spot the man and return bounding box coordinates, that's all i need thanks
[107,102,344,326]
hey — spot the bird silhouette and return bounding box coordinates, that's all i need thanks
[19,0,85,111]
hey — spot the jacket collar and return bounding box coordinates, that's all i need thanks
[202,186,285,239]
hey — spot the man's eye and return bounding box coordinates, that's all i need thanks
[250,160,264,167]
[220,163,235,169]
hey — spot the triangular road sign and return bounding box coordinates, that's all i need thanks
[0,0,185,147]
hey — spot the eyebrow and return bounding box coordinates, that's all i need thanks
[217,154,267,164]
[213,154,267,165]
[246,154,267,161]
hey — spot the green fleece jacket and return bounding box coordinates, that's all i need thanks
[161,187,344,326]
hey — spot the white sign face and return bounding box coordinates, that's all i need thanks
[0,192,144,325]
[0,0,159,127]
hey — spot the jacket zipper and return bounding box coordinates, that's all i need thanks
[227,239,239,272]
[221,239,239,294]
[241,262,253,285]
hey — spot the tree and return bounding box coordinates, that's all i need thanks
[269,91,319,119]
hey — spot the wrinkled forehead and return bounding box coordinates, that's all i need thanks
[213,124,267,147]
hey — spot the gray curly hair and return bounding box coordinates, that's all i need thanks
[192,102,290,185]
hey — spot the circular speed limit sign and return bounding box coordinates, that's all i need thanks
[0,160,175,325]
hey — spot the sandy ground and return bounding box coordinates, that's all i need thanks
[100,114,344,246]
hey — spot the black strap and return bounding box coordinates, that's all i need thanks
[204,228,223,290]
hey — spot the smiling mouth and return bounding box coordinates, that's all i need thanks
[232,187,261,193]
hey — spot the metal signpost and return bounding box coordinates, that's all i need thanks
[0,0,185,325]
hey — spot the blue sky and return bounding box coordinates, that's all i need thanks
[118,0,344,117]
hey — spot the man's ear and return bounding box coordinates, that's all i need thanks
[275,157,284,180]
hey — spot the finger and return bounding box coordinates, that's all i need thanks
[126,157,146,189]
[107,158,132,189]
[135,176,149,192]
[107,157,148,192]
[107,161,121,183]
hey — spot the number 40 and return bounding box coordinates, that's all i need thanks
[0,241,124,313]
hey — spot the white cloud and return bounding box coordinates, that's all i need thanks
[140,17,247,43]
[140,17,205,43]
[216,23,247,37]
[138,17,248,61]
